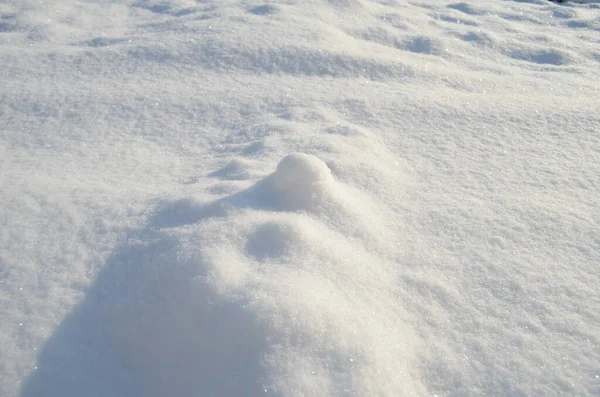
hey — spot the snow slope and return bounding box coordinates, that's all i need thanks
[1,0,599,396]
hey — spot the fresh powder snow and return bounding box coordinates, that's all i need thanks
[1,0,599,396]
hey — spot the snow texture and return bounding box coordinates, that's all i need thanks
[1,0,599,396]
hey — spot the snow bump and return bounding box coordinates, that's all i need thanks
[268,153,334,210]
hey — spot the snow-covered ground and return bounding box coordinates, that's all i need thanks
[1,0,599,396]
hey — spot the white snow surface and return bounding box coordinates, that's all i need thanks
[1,0,599,396]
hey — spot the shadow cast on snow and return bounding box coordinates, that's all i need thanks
[20,190,273,397]
[150,175,280,229]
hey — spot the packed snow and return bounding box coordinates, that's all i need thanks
[1,0,599,396]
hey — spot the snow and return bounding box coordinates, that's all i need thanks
[269,153,334,209]
[1,0,599,396]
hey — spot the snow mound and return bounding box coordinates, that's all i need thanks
[17,154,418,396]
[268,153,334,210]
[164,210,421,396]
[152,152,391,249]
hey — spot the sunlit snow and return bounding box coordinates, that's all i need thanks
[1,0,599,396]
